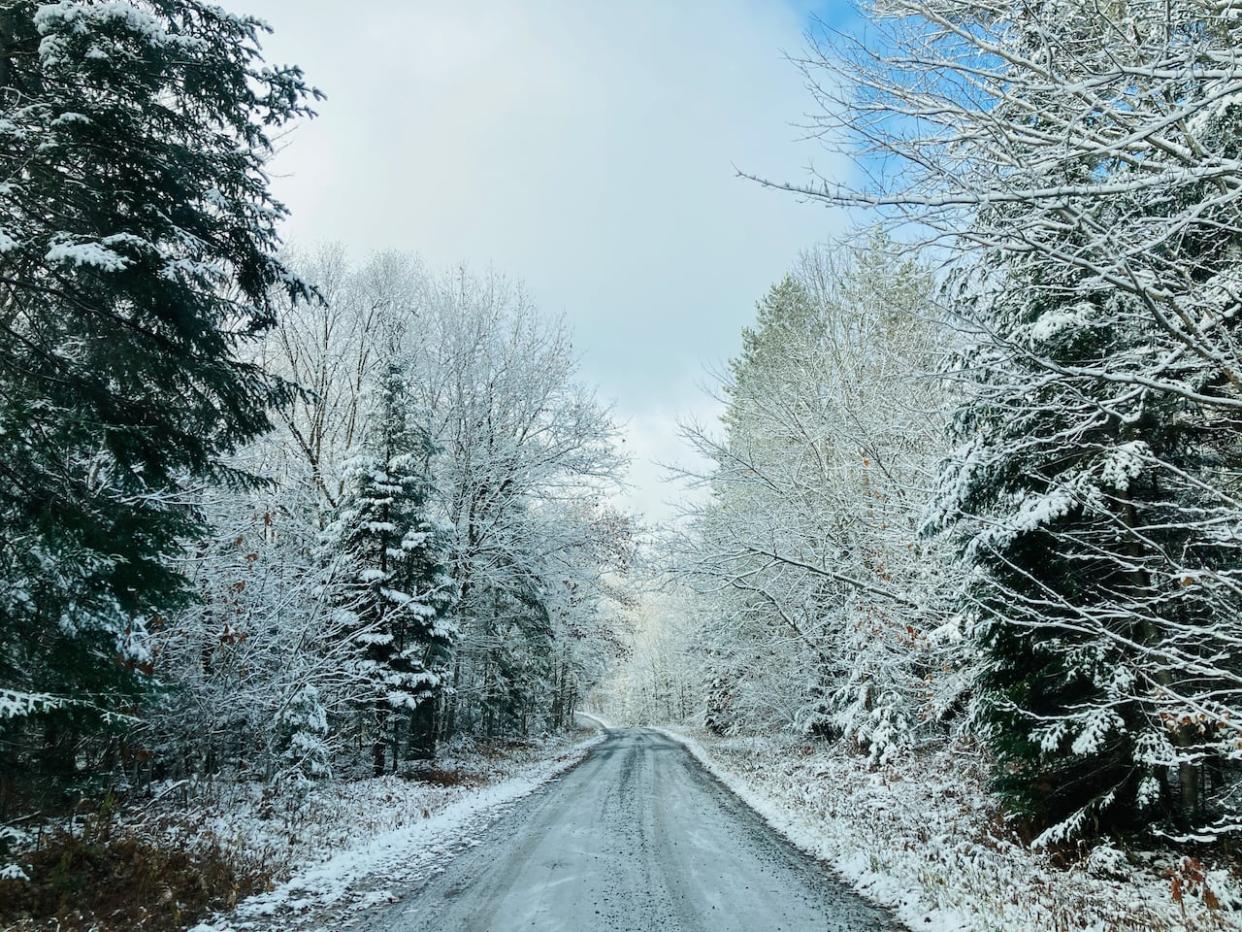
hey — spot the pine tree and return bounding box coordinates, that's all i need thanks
[0,0,317,799]
[333,362,455,775]
[930,175,1242,845]
[725,275,821,436]
[275,684,331,787]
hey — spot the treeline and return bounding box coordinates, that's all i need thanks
[0,0,630,820]
[667,239,955,759]
[149,253,632,788]
[662,0,1242,852]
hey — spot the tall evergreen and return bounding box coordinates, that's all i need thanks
[333,362,455,774]
[930,207,1242,844]
[0,1,317,800]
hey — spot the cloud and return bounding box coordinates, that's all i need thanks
[231,0,851,522]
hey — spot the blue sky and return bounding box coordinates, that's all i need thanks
[226,0,862,522]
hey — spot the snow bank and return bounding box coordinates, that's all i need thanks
[656,728,1241,932]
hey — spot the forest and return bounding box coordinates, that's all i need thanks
[3,1,1242,930]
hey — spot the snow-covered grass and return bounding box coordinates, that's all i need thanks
[657,728,1242,932]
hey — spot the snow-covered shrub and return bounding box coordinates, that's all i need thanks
[276,684,332,787]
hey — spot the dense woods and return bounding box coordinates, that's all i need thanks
[0,1,632,827]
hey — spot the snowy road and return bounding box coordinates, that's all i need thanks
[369,728,896,932]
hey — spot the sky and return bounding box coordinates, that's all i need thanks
[226,0,855,523]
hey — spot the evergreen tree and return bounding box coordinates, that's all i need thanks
[932,257,1242,844]
[333,362,455,774]
[275,683,331,787]
[0,0,317,800]
[729,274,821,409]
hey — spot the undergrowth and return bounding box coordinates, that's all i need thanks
[0,803,270,932]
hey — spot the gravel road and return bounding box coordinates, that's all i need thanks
[370,727,897,931]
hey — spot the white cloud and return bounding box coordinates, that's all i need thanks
[232,0,850,523]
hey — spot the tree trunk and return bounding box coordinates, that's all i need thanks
[372,699,389,776]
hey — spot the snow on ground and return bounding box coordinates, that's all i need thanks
[657,728,1242,932]
[149,729,604,930]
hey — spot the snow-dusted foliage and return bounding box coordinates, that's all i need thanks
[120,253,634,791]
[596,590,704,726]
[328,360,455,773]
[923,249,1242,843]
[668,238,959,762]
[0,0,316,802]
[137,253,634,787]
[402,269,635,741]
[141,477,368,785]
[0,0,632,812]
[664,728,1239,930]
[751,0,1242,847]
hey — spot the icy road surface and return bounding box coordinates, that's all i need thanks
[371,728,896,931]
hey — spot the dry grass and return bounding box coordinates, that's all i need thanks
[0,809,270,932]
[0,731,598,931]
[403,766,488,788]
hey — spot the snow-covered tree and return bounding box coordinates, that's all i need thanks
[144,481,368,784]
[923,243,1242,843]
[0,0,316,799]
[331,361,455,774]
[405,269,632,741]
[788,0,1242,843]
[673,238,957,760]
[275,683,331,787]
[262,248,420,513]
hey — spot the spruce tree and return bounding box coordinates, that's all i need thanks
[930,215,1242,844]
[0,1,317,797]
[911,0,1242,844]
[333,362,455,774]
